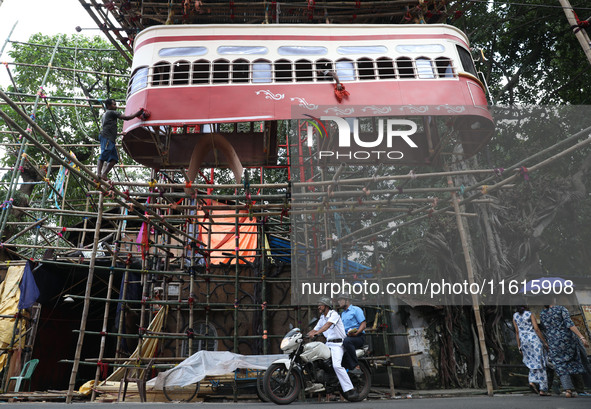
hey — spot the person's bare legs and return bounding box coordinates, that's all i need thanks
[97,159,104,179]
[101,160,116,180]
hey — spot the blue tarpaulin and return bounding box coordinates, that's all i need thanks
[267,235,371,275]
[18,261,40,309]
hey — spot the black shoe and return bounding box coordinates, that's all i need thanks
[349,368,363,376]
[345,389,360,401]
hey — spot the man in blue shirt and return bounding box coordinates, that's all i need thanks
[337,293,366,375]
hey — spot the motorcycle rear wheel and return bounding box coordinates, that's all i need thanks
[263,363,301,405]
[345,363,371,402]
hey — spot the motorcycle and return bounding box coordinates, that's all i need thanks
[262,327,371,404]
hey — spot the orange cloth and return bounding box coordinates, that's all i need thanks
[197,205,257,265]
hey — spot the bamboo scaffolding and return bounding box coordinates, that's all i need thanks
[0,93,203,248]
[4,37,590,401]
[66,192,103,403]
[447,168,493,396]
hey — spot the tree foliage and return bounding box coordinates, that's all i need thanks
[0,34,133,242]
[457,0,591,104]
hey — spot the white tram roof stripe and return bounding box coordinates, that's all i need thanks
[134,24,471,53]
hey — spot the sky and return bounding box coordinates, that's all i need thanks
[0,0,107,86]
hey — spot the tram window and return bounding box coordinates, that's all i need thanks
[275,59,293,82]
[129,66,148,95]
[295,59,313,82]
[218,46,268,55]
[396,57,414,79]
[152,61,171,86]
[232,59,249,83]
[172,60,191,85]
[159,47,207,57]
[192,59,210,84]
[316,60,334,81]
[357,58,375,80]
[253,59,272,83]
[435,57,454,78]
[336,59,355,81]
[278,46,327,56]
[213,59,230,83]
[338,46,388,55]
[416,58,435,79]
[376,57,396,79]
[456,45,478,77]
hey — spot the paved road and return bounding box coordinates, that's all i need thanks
[3,395,590,408]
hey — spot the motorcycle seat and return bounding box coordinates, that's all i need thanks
[355,345,369,357]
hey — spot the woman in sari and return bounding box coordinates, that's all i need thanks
[513,306,549,395]
[540,305,589,398]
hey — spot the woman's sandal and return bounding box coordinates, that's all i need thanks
[539,391,550,396]
[529,383,539,394]
[565,390,573,398]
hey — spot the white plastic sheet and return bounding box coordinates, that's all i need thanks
[147,351,286,389]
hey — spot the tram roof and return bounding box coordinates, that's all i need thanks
[134,23,472,49]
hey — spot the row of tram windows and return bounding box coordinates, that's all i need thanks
[128,56,459,95]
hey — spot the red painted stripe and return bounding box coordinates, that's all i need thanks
[135,34,467,52]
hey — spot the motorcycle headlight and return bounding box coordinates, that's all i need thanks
[280,337,290,350]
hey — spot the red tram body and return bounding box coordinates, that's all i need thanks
[122,24,493,170]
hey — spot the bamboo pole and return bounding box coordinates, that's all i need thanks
[2,61,129,77]
[91,206,125,400]
[558,0,591,66]
[2,217,47,244]
[115,263,131,360]
[0,21,18,59]
[76,0,132,63]
[66,192,104,403]
[447,172,494,396]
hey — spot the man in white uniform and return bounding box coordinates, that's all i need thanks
[307,297,359,401]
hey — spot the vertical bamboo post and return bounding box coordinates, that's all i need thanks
[115,264,131,360]
[0,304,21,392]
[205,201,212,350]
[233,213,240,354]
[91,206,125,400]
[447,174,494,396]
[66,192,104,403]
[55,166,72,247]
[23,304,42,364]
[260,216,268,355]
[380,310,396,397]
[188,200,196,356]
[175,197,187,357]
[78,195,91,249]
[233,210,240,402]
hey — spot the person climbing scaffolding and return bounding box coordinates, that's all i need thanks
[97,98,146,180]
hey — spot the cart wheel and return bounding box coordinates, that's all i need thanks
[256,370,270,402]
[162,369,200,402]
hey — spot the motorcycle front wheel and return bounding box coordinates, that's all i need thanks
[263,363,301,405]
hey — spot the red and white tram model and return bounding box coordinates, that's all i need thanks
[122,24,493,172]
